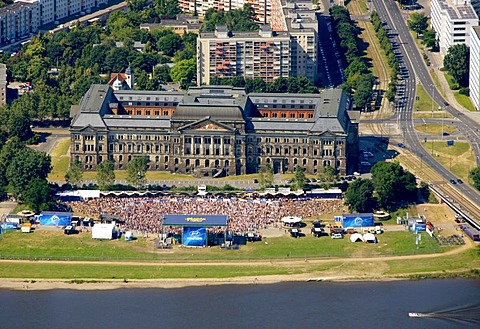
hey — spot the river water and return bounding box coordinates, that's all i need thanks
[1,279,479,328]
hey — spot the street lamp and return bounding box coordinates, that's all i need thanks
[431,84,435,118]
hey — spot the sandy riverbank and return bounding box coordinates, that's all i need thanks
[0,273,411,291]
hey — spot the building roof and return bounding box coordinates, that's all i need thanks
[103,116,171,129]
[436,0,478,20]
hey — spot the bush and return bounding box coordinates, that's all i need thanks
[459,87,470,96]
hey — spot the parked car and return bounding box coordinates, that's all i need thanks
[331,233,343,239]
[397,143,406,148]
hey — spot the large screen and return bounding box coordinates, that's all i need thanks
[183,227,207,247]
[38,213,72,226]
[342,214,374,227]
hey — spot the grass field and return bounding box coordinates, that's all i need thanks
[414,123,456,135]
[0,228,442,263]
[412,112,453,119]
[420,141,475,181]
[48,138,71,181]
[454,92,476,112]
[415,84,439,112]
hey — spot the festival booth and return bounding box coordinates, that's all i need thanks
[339,213,374,228]
[162,214,228,247]
[350,233,364,243]
[92,223,116,240]
[281,216,302,227]
[363,233,377,243]
[36,212,73,226]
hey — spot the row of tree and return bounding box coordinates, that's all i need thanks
[330,6,374,110]
[443,44,470,90]
[209,76,319,94]
[344,162,418,212]
[201,5,259,32]
[370,11,399,102]
[407,12,436,50]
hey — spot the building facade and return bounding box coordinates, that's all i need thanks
[70,85,359,176]
[196,0,318,84]
[0,0,110,45]
[0,1,39,44]
[431,0,479,56]
[469,26,480,110]
[197,25,291,85]
[178,0,271,24]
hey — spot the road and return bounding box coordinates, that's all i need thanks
[372,0,480,229]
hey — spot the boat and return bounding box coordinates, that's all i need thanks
[409,312,427,318]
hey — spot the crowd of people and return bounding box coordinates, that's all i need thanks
[68,196,344,236]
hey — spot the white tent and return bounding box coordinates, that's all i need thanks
[281,216,302,224]
[363,233,377,243]
[350,233,364,242]
[92,223,116,240]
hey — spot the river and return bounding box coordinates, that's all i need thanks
[1,279,479,328]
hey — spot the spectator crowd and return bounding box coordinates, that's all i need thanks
[68,196,344,235]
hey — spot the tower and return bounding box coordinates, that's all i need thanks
[125,66,134,90]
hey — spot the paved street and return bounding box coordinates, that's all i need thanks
[372,0,480,229]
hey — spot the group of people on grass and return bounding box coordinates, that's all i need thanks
[68,196,344,236]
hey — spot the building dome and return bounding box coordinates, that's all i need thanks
[125,66,132,75]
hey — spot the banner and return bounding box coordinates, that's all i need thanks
[342,214,374,227]
[183,227,207,247]
[38,213,72,226]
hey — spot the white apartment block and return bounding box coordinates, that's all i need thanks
[0,1,39,44]
[0,0,110,45]
[196,0,318,84]
[197,24,291,85]
[178,0,271,24]
[469,26,480,110]
[431,0,479,56]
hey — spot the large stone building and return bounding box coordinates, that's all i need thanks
[70,85,359,176]
[431,0,479,56]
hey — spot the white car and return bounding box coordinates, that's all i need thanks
[331,233,343,239]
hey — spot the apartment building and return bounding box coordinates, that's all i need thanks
[197,25,291,85]
[0,0,110,45]
[197,0,318,84]
[70,84,358,176]
[469,26,480,110]
[178,0,270,24]
[0,1,39,44]
[0,63,7,107]
[431,0,479,56]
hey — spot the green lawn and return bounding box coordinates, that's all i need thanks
[0,228,442,262]
[414,123,456,135]
[454,92,476,112]
[415,84,439,112]
[48,138,71,181]
[420,141,475,181]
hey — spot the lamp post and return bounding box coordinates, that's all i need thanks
[431,84,435,118]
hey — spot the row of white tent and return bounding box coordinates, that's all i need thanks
[350,233,377,243]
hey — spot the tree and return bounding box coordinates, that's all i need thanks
[353,74,374,109]
[407,12,428,36]
[127,156,148,188]
[422,29,436,49]
[371,162,417,210]
[469,167,480,191]
[265,163,274,187]
[293,165,306,190]
[8,106,33,142]
[443,44,470,87]
[155,0,180,19]
[97,160,116,190]
[65,160,83,187]
[344,178,376,213]
[258,167,265,189]
[0,137,23,186]
[6,148,52,198]
[170,58,196,88]
[157,33,183,57]
[23,178,52,213]
[317,165,337,183]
